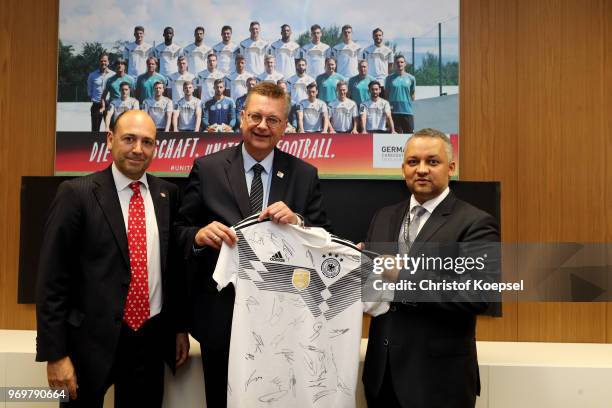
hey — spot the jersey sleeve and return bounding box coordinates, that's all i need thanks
[359,103,367,115]
[384,100,391,113]
[228,99,236,127]
[213,237,239,290]
[362,300,390,316]
[387,49,395,63]
[201,101,210,127]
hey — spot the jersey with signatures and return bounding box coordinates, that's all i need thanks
[214,215,388,408]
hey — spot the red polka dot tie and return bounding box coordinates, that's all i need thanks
[124,181,150,331]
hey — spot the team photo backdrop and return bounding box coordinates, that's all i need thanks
[56,0,459,178]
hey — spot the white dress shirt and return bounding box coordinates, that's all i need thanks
[112,163,162,318]
[399,187,451,241]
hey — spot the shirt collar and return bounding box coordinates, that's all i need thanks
[242,144,274,175]
[409,187,450,216]
[111,163,149,192]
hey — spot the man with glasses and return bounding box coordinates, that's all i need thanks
[176,81,331,408]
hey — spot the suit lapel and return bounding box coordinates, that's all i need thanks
[390,200,410,242]
[148,175,168,274]
[225,145,251,218]
[92,167,130,268]
[269,148,288,205]
[410,192,456,255]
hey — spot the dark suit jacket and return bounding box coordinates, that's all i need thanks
[175,143,331,350]
[363,191,500,408]
[36,166,185,393]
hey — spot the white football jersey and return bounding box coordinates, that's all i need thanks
[167,71,196,105]
[286,74,315,105]
[153,42,182,77]
[123,42,153,77]
[213,41,239,74]
[330,42,361,78]
[174,96,201,131]
[108,97,139,121]
[268,39,301,78]
[182,42,212,75]
[197,69,226,103]
[226,71,254,100]
[328,99,358,132]
[299,42,330,78]
[360,98,391,131]
[143,96,173,129]
[298,98,327,132]
[214,217,388,408]
[361,44,394,83]
[257,70,284,84]
[239,38,269,75]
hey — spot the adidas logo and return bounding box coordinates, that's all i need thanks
[270,251,285,262]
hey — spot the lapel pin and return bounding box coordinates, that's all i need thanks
[277,171,284,179]
[160,192,166,198]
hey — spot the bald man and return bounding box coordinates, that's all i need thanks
[36,110,189,407]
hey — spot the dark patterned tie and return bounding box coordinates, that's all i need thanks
[249,163,264,215]
[124,182,150,331]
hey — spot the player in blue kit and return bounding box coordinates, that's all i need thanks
[384,55,416,133]
[202,79,236,132]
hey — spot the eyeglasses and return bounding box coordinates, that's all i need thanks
[246,112,283,129]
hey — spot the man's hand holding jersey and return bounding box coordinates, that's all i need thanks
[195,201,301,250]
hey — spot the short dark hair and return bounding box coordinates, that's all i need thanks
[372,28,383,36]
[153,81,164,87]
[119,81,131,89]
[195,26,205,34]
[310,24,321,32]
[306,82,317,91]
[213,78,225,87]
[250,21,260,28]
[115,59,128,68]
[164,26,173,34]
[281,24,290,30]
[342,24,352,32]
[368,80,381,90]
[221,25,232,32]
[235,54,245,62]
[245,82,290,117]
[134,26,145,33]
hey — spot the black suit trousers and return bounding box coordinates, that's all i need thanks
[61,316,165,408]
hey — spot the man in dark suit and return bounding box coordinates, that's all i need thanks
[175,81,331,407]
[363,128,500,408]
[36,110,190,407]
